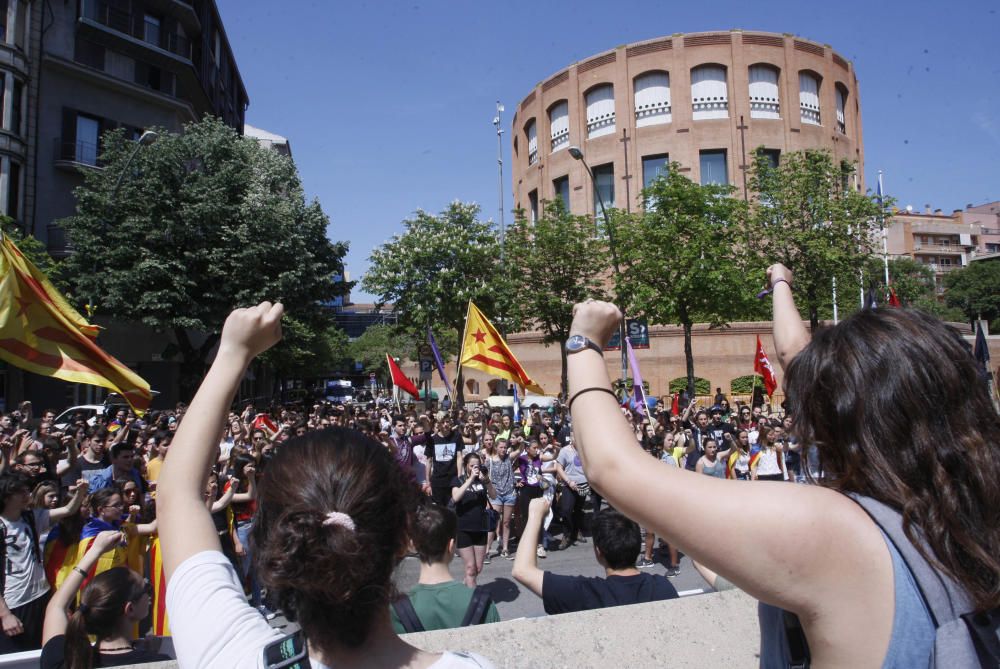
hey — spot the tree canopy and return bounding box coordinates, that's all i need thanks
[616,162,755,398]
[361,201,515,353]
[504,199,610,397]
[747,149,883,328]
[945,260,1000,330]
[58,117,349,395]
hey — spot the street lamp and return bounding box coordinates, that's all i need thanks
[568,145,629,391]
[111,130,159,200]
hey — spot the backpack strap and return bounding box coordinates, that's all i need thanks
[0,520,7,594]
[461,586,493,627]
[845,493,973,625]
[391,595,425,634]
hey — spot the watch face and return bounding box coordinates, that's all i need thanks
[566,335,586,352]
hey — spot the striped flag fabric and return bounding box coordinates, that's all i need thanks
[427,328,453,397]
[149,536,170,635]
[459,301,544,394]
[0,234,152,414]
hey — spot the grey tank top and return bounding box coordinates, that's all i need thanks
[699,457,726,478]
[757,529,934,668]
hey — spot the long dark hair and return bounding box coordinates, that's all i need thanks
[251,428,417,655]
[65,567,144,669]
[784,308,1000,612]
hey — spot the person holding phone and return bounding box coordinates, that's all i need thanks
[450,454,495,588]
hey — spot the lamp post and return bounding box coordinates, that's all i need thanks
[568,145,628,390]
[110,130,158,201]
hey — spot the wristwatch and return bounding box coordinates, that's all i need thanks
[565,334,604,356]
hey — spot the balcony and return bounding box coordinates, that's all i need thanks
[79,1,193,63]
[800,104,821,126]
[550,127,569,152]
[913,244,965,254]
[54,138,102,170]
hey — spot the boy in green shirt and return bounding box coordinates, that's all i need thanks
[391,503,500,633]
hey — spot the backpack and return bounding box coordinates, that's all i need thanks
[782,495,1000,668]
[847,494,1000,668]
[392,586,493,633]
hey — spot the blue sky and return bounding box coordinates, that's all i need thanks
[217,0,1000,301]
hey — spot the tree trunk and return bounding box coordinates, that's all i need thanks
[682,318,695,400]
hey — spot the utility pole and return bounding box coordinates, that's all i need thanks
[493,101,505,260]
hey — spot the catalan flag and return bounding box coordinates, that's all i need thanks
[0,234,152,414]
[148,536,170,636]
[459,302,544,394]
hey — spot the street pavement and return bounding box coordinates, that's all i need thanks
[268,538,713,631]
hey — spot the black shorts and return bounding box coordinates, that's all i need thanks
[456,530,488,549]
[757,473,785,481]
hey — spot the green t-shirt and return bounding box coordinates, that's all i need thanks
[390,581,500,634]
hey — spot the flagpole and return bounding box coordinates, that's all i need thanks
[454,301,471,407]
[878,171,890,289]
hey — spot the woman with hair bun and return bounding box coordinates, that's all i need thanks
[40,530,170,668]
[158,302,493,668]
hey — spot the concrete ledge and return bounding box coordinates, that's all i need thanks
[9,590,760,669]
[402,589,760,669]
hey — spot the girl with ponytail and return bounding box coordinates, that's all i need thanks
[40,530,170,668]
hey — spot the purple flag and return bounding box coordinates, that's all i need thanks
[427,328,453,397]
[626,337,647,410]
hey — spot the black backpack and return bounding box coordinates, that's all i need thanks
[392,586,493,633]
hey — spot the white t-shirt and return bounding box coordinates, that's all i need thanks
[166,551,495,668]
[1,509,50,608]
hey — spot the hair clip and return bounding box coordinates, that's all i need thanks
[322,511,356,532]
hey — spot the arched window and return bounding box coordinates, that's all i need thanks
[585,84,615,138]
[548,101,569,152]
[799,71,821,125]
[525,119,538,165]
[691,65,728,120]
[748,65,780,119]
[835,84,848,134]
[633,71,671,127]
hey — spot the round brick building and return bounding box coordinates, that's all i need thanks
[511,30,864,218]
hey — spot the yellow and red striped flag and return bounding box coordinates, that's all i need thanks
[459,302,544,394]
[0,234,151,414]
[148,536,170,636]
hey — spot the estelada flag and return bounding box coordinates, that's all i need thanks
[754,336,778,396]
[386,353,419,398]
[460,302,544,394]
[888,287,901,308]
[0,235,152,414]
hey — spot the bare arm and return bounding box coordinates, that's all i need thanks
[48,480,89,522]
[42,531,123,644]
[157,302,283,581]
[565,300,893,625]
[768,264,811,372]
[230,468,256,504]
[510,497,548,597]
[210,482,236,513]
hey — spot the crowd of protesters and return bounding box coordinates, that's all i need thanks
[0,374,803,659]
[0,263,995,667]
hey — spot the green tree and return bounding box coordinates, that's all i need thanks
[362,203,514,342]
[58,117,349,397]
[616,163,754,399]
[748,149,883,328]
[348,324,418,387]
[862,256,965,321]
[944,260,1000,330]
[504,199,610,397]
[1,217,66,291]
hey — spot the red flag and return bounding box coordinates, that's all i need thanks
[754,336,778,396]
[670,393,679,416]
[252,414,278,437]
[888,287,901,308]
[386,354,419,398]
